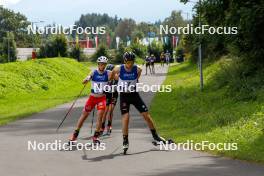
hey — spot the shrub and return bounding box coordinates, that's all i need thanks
[148,40,163,58]
[129,42,147,58]
[90,44,110,62]
[69,45,83,62]
[37,35,68,58]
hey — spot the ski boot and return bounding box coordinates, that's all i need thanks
[106,125,112,135]
[68,130,79,145]
[152,135,167,146]
[99,127,105,136]
[123,135,129,155]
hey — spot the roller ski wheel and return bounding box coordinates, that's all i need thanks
[152,136,175,146]
[123,140,129,155]
[123,144,129,155]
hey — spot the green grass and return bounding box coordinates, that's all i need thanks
[0,58,92,125]
[150,60,264,163]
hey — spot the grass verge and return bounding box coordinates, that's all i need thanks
[151,59,264,163]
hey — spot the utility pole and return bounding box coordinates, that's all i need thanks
[198,0,204,91]
[186,0,204,91]
[7,31,10,62]
[31,21,45,59]
[31,21,45,49]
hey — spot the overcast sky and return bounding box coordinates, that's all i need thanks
[1,0,195,26]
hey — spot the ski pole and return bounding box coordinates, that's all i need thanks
[56,84,87,133]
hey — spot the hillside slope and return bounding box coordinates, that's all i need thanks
[0,58,91,125]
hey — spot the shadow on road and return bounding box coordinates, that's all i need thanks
[82,148,169,162]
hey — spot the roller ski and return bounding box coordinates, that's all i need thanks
[152,136,175,146]
[123,135,129,155]
[93,132,101,144]
[92,136,101,145]
[151,129,174,146]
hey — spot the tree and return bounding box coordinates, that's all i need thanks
[114,42,126,63]
[180,0,264,63]
[1,32,17,62]
[0,7,33,47]
[115,19,136,41]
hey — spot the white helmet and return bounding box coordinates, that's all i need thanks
[97,56,108,63]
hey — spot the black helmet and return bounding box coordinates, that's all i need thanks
[123,52,135,61]
[106,64,115,71]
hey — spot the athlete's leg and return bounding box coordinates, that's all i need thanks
[120,93,131,151]
[106,92,118,134]
[122,112,130,153]
[76,111,90,129]
[141,111,155,129]
[95,109,105,133]
[69,96,95,141]
[101,105,109,133]
[149,65,152,74]
[122,113,130,136]
[108,104,114,122]
[93,96,106,142]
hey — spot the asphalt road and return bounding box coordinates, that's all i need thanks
[0,64,264,176]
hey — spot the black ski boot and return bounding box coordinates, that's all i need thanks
[123,135,129,155]
[151,129,167,146]
[152,135,167,146]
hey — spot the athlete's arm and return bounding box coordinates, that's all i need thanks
[110,65,120,80]
[107,70,112,80]
[83,71,93,84]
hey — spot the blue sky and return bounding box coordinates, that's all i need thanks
[2,0,195,26]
